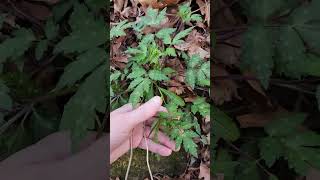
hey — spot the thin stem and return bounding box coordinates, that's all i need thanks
[0,106,31,135]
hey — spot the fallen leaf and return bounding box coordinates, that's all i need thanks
[236,107,288,128]
[29,0,60,5]
[199,163,210,180]
[212,65,240,105]
[18,1,52,20]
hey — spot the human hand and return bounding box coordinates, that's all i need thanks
[110,96,177,163]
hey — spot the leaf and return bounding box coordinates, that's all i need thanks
[45,19,59,40]
[129,79,151,106]
[212,149,238,180]
[241,24,274,88]
[56,48,105,89]
[182,131,198,157]
[190,14,203,22]
[127,64,146,79]
[59,66,106,149]
[0,81,12,110]
[265,113,306,137]
[0,28,34,63]
[52,0,74,22]
[159,87,185,106]
[128,77,144,90]
[85,0,107,11]
[35,40,48,61]
[259,137,284,167]
[185,69,196,89]
[188,54,202,68]
[275,26,307,78]
[0,14,5,28]
[155,28,176,45]
[172,27,194,45]
[110,20,132,39]
[165,47,177,56]
[191,97,210,117]
[289,1,320,50]
[212,106,240,141]
[241,0,287,20]
[54,4,106,53]
[148,70,169,81]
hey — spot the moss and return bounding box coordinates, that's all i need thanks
[111,149,188,179]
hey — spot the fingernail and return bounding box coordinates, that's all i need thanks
[151,96,162,105]
[160,149,172,156]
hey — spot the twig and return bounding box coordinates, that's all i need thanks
[0,105,32,135]
[226,142,274,177]
[125,131,134,180]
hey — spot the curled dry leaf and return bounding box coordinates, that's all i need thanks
[18,1,52,20]
[236,106,288,128]
[174,29,209,59]
[212,65,240,105]
[29,0,60,5]
[199,163,210,180]
[196,0,210,26]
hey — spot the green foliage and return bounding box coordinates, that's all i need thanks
[0,29,35,63]
[54,3,106,54]
[0,0,107,156]
[184,54,210,89]
[240,0,320,88]
[110,7,208,157]
[110,20,132,39]
[0,81,12,110]
[178,3,203,23]
[259,113,320,175]
[60,66,106,148]
[212,106,240,141]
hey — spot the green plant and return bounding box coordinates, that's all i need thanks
[213,1,320,179]
[240,0,320,88]
[110,7,209,157]
[0,0,107,155]
[178,3,203,23]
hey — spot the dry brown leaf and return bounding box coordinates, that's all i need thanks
[243,71,267,97]
[236,107,288,128]
[199,163,210,180]
[196,0,210,26]
[114,0,127,13]
[307,168,320,180]
[29,0,60,5]
[18,1,52,20]
[212,65,240,105]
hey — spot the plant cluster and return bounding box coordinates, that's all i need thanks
[110,6,210,157]
[213,0,320,179]
[0,0,107,155]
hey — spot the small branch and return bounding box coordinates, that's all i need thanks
[0,105,32,135]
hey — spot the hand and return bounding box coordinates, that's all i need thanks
[110,96,177,163]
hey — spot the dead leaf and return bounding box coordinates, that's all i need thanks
[212,65,240,105]
[243,71,267,97]
[18,1,52,20]
[199,163,210,180]
[307,168,320,180]
[236,107,288,128]
[29,0,60,5]
[114,0,128,13]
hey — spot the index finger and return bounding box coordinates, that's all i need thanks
[126,96,163,126]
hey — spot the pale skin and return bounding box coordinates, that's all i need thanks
[0,96,176,179]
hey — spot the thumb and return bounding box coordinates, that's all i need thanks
[127,96,162,126]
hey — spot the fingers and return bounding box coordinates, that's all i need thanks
[138,138,172,156]
[145,128,177,151]
[111,104,133,115]
[126,96,162,126]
